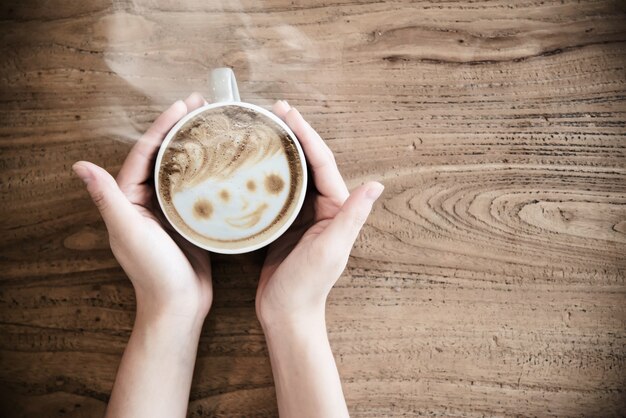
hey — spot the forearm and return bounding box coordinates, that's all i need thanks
[262,314,349,418]
[105,305,205,418]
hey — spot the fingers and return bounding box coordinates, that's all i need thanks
[73,161,144,238]
[117,92,207,189]
[116,100,187,189]
[272,100,291,119]
[184,91,207,110]
[316,181,384,257]
[273,102,349,204]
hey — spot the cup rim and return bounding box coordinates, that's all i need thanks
[153,101,308,254]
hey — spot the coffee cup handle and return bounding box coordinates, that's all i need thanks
[210,68,240,103]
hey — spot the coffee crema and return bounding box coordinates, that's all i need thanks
[158,105,304,250]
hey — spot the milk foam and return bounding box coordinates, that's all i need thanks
[157,104,304,248]
[171,152,291,240]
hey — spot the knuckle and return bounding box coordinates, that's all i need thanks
[90,189,109,213]
[350,210,369,231]
[311,240,335,264]
[311,239,348,274]
[325,250,348,273]
[109,221,142,255]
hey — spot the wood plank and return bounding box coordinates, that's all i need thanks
[1,0,625,416]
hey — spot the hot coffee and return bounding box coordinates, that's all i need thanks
[157,105,305,251]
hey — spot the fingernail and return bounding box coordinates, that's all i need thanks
[281,100,289,107]
[72,162,93,185]
[171,99,185,110]
[366,182,384,201]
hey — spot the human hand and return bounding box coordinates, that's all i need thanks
[72,93,213,324]
[256,101,384,327]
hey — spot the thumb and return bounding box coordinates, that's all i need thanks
[318,181,384,252]
[72,161,142,237]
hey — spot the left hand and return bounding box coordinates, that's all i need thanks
[72,93,213,323]
[256,101,383,327]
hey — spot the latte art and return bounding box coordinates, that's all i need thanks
[163,108,284,190]
[157,105,304,250]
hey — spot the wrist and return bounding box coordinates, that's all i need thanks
[260,308,327,340]
[132,309,205,354]
[257,295,326,328]
[135,296,208,333]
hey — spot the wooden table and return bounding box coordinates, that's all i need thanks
[1,1,625,416]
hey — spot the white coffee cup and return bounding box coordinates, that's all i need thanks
[154,68,308,254]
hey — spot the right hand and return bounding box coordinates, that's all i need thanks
[256,101,384,326]
[72,94,213,324]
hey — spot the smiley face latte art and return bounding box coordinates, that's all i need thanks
[158,106,304,249]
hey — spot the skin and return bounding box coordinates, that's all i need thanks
[257,101,384,418]
[72,95,383,418]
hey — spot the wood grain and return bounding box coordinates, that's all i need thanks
[1,0,625,416]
